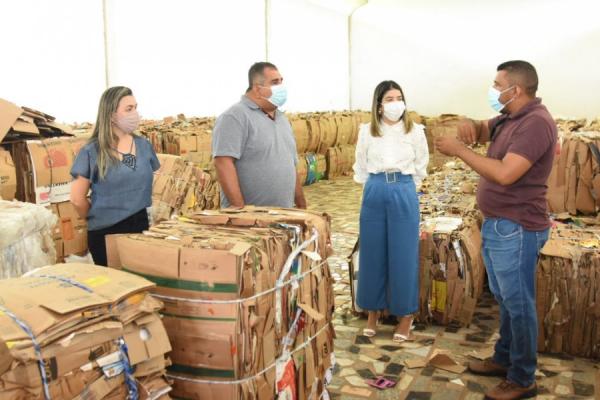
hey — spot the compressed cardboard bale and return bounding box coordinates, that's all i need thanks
[536,226,600,359]
[317,115,338,155]
[0,148,16,200]
[418,216,485,326]
[333,114,354,146]
[325,147,341,180]
[547,131,600,216]
[108,207,334,400]
[0,200,57,278]
[152,154,220,224]
[0,264,173,399]
[290,116,310,154]
[305,116,322,153]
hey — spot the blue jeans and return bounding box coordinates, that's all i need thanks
[481,218,549,387]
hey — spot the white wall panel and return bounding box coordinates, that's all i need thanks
[0,0,105,123]
[105,0,265,119]
[351,0,600,119]
[269,0,350,112]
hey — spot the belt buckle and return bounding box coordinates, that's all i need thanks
[385,172,396,183]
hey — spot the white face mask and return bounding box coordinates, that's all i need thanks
[382,101,406,121]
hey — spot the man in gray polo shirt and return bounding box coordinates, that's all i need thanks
[212,61,306,209]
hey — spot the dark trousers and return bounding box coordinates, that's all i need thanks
[87,209,149,266]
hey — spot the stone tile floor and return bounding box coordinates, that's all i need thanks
[304,177,599,400]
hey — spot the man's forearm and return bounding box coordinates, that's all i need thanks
[294,175,307,209]
[214,158,245,207]
[456,146,504,184]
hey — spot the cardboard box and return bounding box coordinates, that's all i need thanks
[12,136,85,205]
[108,207,335,399]
[0,148,16,200]
[0,264,172,399]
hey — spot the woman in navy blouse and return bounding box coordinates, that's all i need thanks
[70,86,160,266]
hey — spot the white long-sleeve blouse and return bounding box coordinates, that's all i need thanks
[352,120,429,187]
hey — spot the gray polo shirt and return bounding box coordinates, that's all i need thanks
[212,95,297,208]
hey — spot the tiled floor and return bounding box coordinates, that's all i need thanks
[304,177,599,400]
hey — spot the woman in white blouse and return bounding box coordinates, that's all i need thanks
[353,80,429,342]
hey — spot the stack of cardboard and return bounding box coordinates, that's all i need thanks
[0,148,16,200]
[547,131,600,216]
[419,216,485,326]
[0,98,73,144]
[0,200,57,279]
[417,156,485,326]
[423,114,465,171]
[107,207,335,400]
[536,225,600,359]
[11,136,87,205]
[152,154,220,224]
[325,145,355,179]
[139,116,214,168]
[0,263,173,399]
[11,136,90,259]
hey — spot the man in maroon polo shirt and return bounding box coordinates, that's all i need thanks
[435,60,557,400]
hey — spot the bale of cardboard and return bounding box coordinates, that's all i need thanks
[107,207,335,400]
[152,154,220,224]
[0,199,57,279]
[0,263,173,399]
[547,131,600,216]
[536,224,600,359]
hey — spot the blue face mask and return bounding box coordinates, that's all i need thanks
[267,84,287,108]
[488,86,515,112]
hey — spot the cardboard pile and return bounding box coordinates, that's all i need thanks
[419,216,485,326]
[423,114,465,171]
[11,137,87,205]
[288,112,362,155]
[10,136,90,259]
[547,131,600,216]
[140,116,214,168]
[0,200,57,279]
[152,154,220,224]
[0,148,16,200]
[0,98,73,144]
[536,225,600,359]
[107,207,335,400]
[325,145,355,179]
[49,201,87,262]
[0,263,173,399]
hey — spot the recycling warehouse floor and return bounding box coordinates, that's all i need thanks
[303,177,599,400]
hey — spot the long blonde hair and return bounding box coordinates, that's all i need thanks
[90,86,133,179]
[370,80,413,137]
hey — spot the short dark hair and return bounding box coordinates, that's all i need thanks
[497,60,538,97]
[247,62,278,92]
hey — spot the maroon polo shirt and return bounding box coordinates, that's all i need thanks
[476,98,557,231]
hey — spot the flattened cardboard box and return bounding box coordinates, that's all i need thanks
[0,263,154,342]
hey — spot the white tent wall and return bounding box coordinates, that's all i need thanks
[269,0,351,112]
[0,1,106,123]
[104,0,265,120]
[351,0,600,120]
[1,0,599,122]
